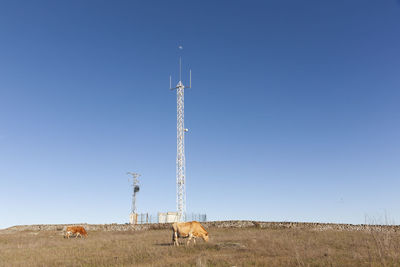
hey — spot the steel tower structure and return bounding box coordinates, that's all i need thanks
[170,56,191,222]
[127,172,141,214]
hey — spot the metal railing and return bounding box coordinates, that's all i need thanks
[186,213,207,222]
[130,213,207,224]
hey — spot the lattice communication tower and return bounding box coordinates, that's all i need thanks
[170,52,191,222]
[127,172,141,214]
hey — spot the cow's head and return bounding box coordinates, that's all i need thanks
[203,232,209,242]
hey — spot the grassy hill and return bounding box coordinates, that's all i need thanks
[0,221,399,266]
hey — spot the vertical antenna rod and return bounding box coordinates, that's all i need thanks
[179,56,182,82]
[170,47,191,222]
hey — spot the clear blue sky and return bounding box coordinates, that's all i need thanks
[0,0,399,229]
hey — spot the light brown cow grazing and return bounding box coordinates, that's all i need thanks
[172,221,209,246]
[64,226,88,239]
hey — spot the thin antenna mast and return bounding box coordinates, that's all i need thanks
[179,57,182,82]
[169,46,192,222]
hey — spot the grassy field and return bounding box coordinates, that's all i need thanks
[1,225,400,266]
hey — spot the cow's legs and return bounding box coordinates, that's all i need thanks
[174,231,179,246]
[187,232,193,246]
[76,232,81,238]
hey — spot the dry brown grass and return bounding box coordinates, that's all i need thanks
[1,226,400,266]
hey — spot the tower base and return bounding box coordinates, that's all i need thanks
[129,213,138,224]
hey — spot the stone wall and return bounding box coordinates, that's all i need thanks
[2,221,399,233]
[203,221,400,232]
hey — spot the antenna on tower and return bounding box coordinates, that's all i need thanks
[189,69,191,88]
[179,56,182,82]
[169,45,191,222]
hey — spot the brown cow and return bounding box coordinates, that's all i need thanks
[172,221,209,246]
[64,226,88,239]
